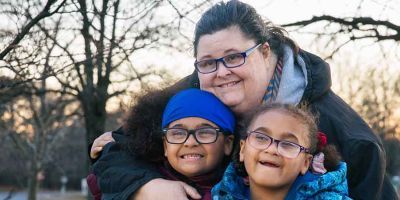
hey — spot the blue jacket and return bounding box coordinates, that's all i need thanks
[211,162,351,200]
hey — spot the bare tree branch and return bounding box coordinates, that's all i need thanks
[0,0,67,60]
[282,15,400,42]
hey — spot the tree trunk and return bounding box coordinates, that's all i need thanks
[27,162,38,200]
[80,90,108,177]
[82,95,107,146]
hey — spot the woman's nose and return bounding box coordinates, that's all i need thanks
[216,61,232,78]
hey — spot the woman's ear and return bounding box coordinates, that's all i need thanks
[239,140,246,162]
[224,135,234,156]
[261,42,270,58]
[300,154,313,175]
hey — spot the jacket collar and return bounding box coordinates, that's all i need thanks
[298,49,332,103]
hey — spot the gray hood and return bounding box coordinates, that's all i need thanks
[275,46,308,105]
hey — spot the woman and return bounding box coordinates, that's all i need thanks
[91,1,396,199]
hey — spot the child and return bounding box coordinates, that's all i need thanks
[123,88,236,200]
[212,104,351,200]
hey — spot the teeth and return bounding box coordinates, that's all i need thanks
[183,154,202,159]
[221,81,238,88]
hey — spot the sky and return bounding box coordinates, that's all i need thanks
[130,0,400,80]
[1,0,398,113]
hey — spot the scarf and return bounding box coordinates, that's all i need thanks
[263,57,283,103]
[263,46,308,105]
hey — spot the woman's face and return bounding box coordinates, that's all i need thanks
[196,26,276,115]
[239,110,312,191]
[163,117,234,177]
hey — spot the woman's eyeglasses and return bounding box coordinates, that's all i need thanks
[194,43,261,74]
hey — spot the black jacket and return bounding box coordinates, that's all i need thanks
[93,50,398,200]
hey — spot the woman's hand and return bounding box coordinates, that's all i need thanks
[90,131,115,159]
[132,178,201,200]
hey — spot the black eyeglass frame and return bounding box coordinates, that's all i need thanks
[194,43,262,74]
[162,127,230,144]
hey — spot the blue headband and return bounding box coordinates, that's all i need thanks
[162,89,235,134]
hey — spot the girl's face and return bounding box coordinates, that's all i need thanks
[196,26,276,115]
[163,117,234,177]
[239,110,312,190]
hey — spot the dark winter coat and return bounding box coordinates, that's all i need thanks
[92,50,398,200]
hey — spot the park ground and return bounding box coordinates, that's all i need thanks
[0,189,85,200]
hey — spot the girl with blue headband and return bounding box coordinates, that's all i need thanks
[120,88,236,200]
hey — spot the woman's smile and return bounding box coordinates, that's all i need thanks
[217,80,241,88]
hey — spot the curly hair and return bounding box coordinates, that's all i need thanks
[233,103,341,176]
[122,87,178,163]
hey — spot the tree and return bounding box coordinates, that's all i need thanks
[0,0,211,175]
[1,16,78,198]
[0,81,76,200]
[281,2,400,176]
[333,65,400,138]
[0,0,66,60]
[0,2,211,198]
[280,0,400,138]
[42,0,210,151]
[282,15,400,59]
